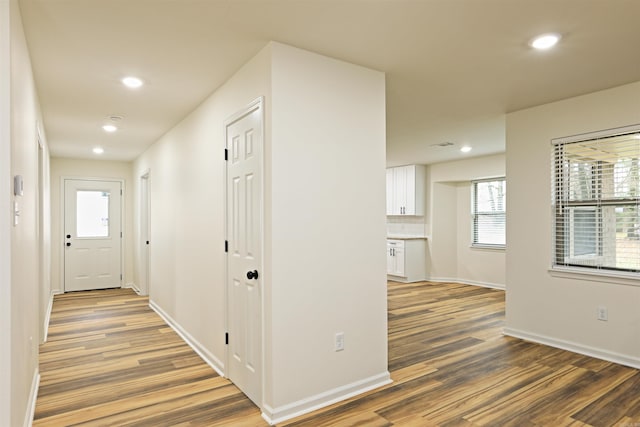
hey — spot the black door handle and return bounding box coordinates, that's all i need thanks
[66,234,71,239]
[66,242,71,247]
[246,270,259,280]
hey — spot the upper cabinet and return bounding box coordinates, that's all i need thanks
[386,165,425,216]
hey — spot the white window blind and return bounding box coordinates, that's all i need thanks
[552,125,640,273]
[472,178,506,247]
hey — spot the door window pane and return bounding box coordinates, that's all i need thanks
[77,191,110,237]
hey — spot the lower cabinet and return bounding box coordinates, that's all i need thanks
[386,238,427,283]
[387,240,405,276]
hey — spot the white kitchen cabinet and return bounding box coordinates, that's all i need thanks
[387,238,427,283]
[386,239,405,276]
[386,165,425,215]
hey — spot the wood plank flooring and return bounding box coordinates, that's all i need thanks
[34,283,640,426]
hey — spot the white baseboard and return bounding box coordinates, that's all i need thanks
[124,282,141,294]
[24,370,39,427]
[261,371,392,425]
[427,276,505,290]
[503,327,640,370]
[42,290,62,343]
[148,300,225,377]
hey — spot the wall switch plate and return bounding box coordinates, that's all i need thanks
[597,306,608,321]
[335,332,344,352]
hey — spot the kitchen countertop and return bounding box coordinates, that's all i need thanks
[387,235,429,240]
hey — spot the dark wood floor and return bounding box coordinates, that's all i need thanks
[34,282,640,426]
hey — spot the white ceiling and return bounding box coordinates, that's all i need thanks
[18,0,640,165]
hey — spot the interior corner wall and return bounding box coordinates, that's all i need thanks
[267,42,389,416]
[426,154,506,288]
[0,0,11,424]
[132,43,272,375]
[50,158,134,293]
[505,81,640,365]
[7,0,49,424]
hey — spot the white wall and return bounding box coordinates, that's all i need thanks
[266,43,388,418]
[132,41,389,423]
[505,80,640,367]
[133,43,272,375]
[0,1,11,423]
[50,158,134,293]
[428,154,506,288]
[388,154,506,288]
[5,0,50,424]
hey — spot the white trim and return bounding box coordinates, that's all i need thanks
[24,370,39,427]
[149,299,224,377]
[42,290,61,343]
[552,123,640,146]
[503,327,640,370]
[261,372,392,425]
[427,276,505,290]
[469,244,506,251]
[549,266,640,288]
[124,282,141,295]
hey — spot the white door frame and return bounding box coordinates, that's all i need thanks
[139,170,150,296]
[224,96,266,407]
[60,176,125,292]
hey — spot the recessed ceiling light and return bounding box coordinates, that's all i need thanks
[530,33,561,50]
[102,124,117,132]
[460,146,472,153]
[122,76,143,89]
[92,147,104,154]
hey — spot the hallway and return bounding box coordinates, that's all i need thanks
[34,284,640,426]
[34,289,264,426]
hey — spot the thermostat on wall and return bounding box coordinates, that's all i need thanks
[14,175,23,196]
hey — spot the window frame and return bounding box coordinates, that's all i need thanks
[471,177,506,249]
[551,124,640,277]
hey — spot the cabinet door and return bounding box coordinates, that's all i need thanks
[402,165,416,215]
[394,166,408,215]
[386,165,424,216]
[386,246,395,274]
[386,169,395,215]
[390,246,405,276]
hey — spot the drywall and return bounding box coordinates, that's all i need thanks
[132,41,388,422]
[266,42,388,417]
[396,154,506,287]
[50,158,134,293]
[0,1,11,423]
[506,81,640,365]
[132,43,272,376]
[7,0,50,424]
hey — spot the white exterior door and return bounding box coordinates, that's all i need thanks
[64,179,122,292]
[226,98,263,406]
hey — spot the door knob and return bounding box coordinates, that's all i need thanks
[246,270,259,280]
[66,242,71,247]
[66,234,71,239]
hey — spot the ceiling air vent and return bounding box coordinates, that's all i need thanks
[431,142,454,147]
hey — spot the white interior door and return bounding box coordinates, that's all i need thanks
[226,98,263,406]
[64,179,122,292]
[140,172,150,295]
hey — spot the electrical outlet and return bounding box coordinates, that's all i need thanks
[597,306,608,321]
[335,332,344,352]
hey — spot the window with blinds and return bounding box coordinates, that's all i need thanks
[552,125,640,274]
[472,178,506,248]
